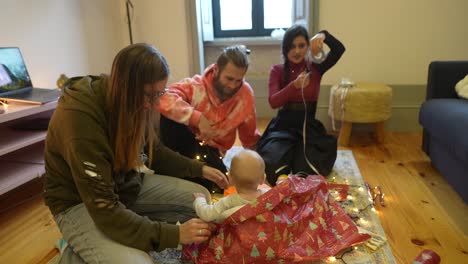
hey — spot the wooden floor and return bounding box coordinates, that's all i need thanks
[0,120,467,263]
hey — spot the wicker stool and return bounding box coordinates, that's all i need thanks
[328,82,392,146]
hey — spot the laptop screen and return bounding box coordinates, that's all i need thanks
[0,47,33,96]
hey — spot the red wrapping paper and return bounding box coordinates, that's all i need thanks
[328,183,350,201]
[183,175,370,263]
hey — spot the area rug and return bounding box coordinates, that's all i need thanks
[150,148,396,264]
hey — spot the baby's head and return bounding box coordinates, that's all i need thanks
[229,150,265,192]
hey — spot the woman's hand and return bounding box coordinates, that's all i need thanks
[202,165,229,189]
[179,218,216,245]
[293,71,310,89]
[310,33,326,57]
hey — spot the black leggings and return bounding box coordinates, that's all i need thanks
[159,115,227,193]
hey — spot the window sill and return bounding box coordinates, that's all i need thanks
[204,37,282,47]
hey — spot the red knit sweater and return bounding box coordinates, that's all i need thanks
[268,30,346,109]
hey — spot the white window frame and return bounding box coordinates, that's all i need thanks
[200,0,314,42]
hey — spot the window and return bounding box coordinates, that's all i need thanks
[200,0,310,40]
[213,0,293,38]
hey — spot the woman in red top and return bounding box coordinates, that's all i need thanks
[257,25,345,185]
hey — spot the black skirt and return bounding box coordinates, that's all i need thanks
[257,102,337,185]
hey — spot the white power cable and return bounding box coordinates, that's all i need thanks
[300,72,321,175]
[330,82,352,131]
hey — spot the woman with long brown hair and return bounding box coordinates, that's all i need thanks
[256,25,345,185]
[43,43,228,263]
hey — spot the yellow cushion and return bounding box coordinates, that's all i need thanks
[328,82,392,123]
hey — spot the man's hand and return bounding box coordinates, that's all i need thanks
[198,115,217,141]
[294,71,310,89]
[202,165,229,190]
[193,192,206,199]
[310,32,326,58]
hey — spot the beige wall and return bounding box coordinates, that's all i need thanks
[205,0,468,85]
[5,0,463,130]
[1,0,125,88]
[203,0,468,131]
[2,0,465,88]
[131,0,192,84]
[78,0,128,75]
[319,0,468,85]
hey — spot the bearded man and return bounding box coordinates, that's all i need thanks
[158,45,261,192]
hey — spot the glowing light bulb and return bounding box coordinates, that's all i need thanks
[353,208,359,212]
[358,187,364,192]
[0,101,8,110]
[196,155,200,160]
[326,256,336,262]
[347,195,353,200]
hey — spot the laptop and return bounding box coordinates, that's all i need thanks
[0,47,61,105]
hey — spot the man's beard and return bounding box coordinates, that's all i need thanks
[213,75,241,101]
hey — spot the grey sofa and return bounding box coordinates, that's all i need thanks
[419,61,468,203]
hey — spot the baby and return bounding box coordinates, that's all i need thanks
[193,149,268,223]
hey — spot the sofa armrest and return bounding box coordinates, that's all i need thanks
[426,61,468,100]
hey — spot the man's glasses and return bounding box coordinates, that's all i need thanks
[145,87,168,103]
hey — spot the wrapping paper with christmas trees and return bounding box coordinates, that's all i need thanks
[182,175,370,263]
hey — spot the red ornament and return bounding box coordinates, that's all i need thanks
[413,249,440,264]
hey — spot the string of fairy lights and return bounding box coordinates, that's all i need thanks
[323,175,387,263]
[192,145,388,263]
[195,140,229,194]
[194,140,225,162]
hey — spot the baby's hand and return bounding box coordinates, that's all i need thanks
[275,174,289,185]
[193,192,206,199]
